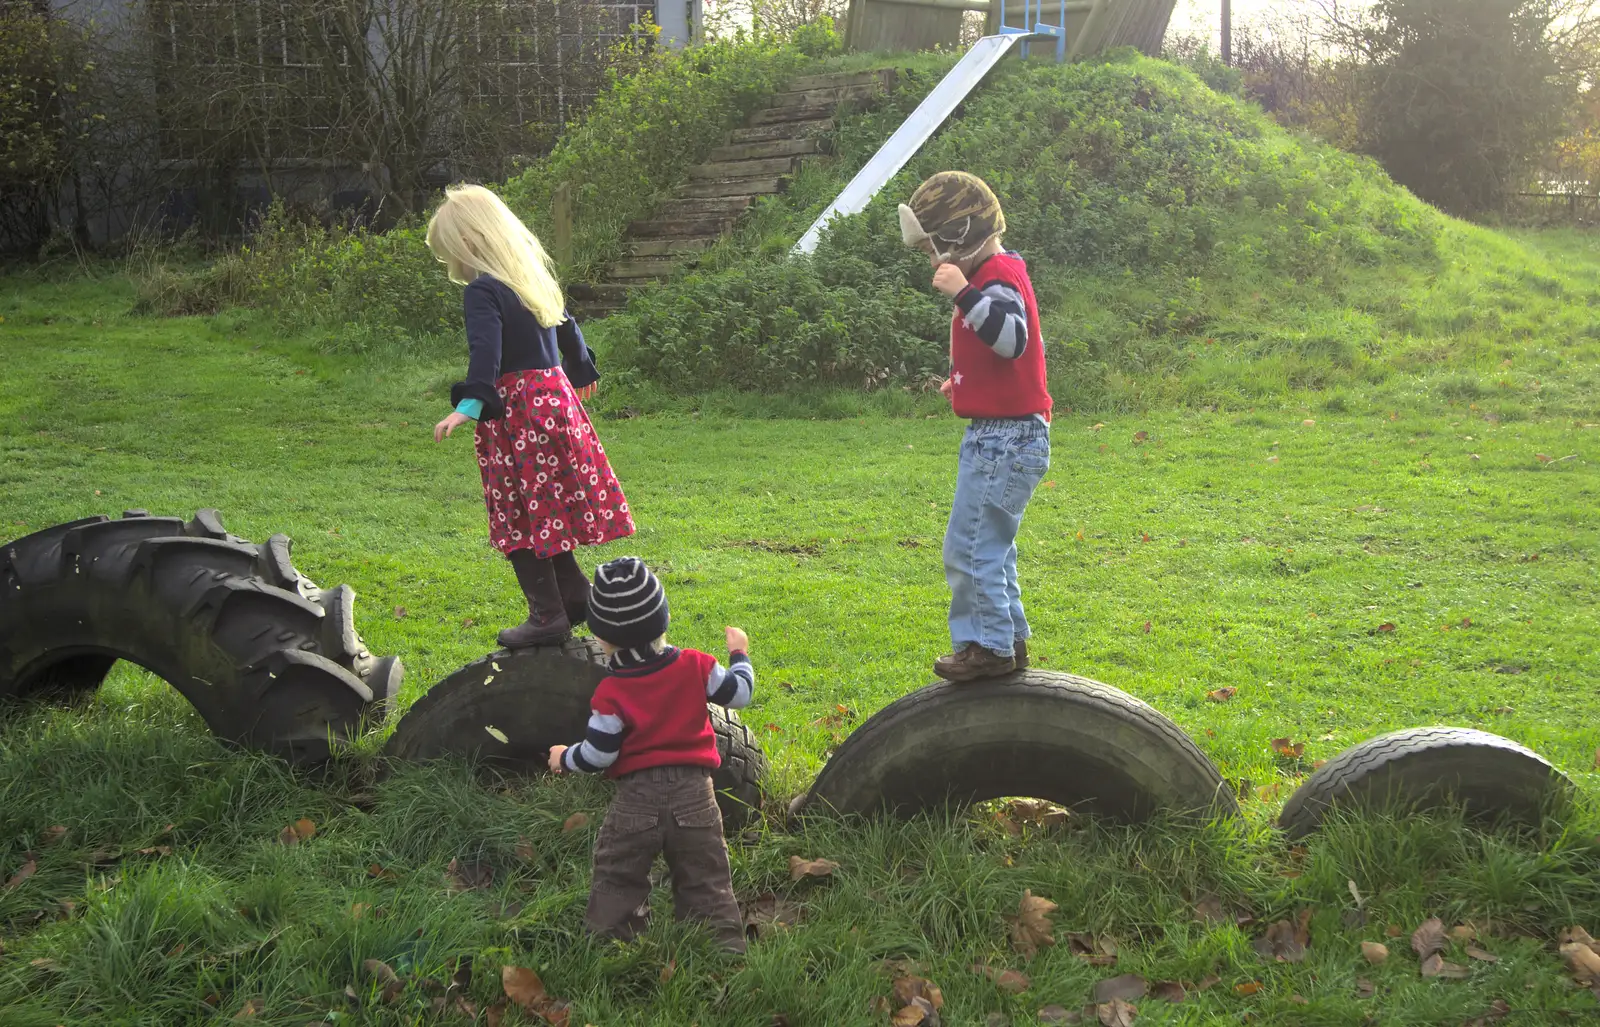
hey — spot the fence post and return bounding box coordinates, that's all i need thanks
[552,182,573,267]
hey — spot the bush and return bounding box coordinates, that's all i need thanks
[610,51,1444,396]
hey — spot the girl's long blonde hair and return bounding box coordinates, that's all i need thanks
[425,184,566,328]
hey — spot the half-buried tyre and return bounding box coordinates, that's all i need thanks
[1277,727,1574,840]
[789,671,1237,823]
[0,509,402,763]
[384,639,767,832]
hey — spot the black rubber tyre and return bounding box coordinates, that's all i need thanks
[384,638,768,832]
[790,670,1237,823]
[1276,727,1574,840]
[1,510,400,763]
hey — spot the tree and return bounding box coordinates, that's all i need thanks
[1324,0,1598,214]
[705,0,847,39]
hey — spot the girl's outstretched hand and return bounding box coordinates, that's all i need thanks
[434,411,472,442]
[575,383,597,403]
[547,745,567,774]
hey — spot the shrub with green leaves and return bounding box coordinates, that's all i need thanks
[614,51,1445,400]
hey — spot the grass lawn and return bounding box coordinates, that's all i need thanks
[1,271,1598,1025]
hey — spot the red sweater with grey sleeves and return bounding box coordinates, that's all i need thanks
[947,251,1052,421]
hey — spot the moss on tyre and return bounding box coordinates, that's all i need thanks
[0,510,399,763]
[385,639,768,832]
[790,670,1236,823]
[1277,727,1574,840]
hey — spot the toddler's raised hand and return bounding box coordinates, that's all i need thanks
[725,626,749,654]
[547,745,567,774]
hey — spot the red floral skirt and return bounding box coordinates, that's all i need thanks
[474,368,635,558]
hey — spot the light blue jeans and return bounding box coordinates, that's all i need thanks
[943,418,1051,657]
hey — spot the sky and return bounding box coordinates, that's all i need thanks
[1168,0,1375,45]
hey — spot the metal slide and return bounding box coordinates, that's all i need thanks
[790,32,1027,256]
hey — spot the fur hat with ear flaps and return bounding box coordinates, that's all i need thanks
[899,171,1006,263]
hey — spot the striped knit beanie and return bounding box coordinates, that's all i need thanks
[588,556,670,650]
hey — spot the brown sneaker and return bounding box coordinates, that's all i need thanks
[933,643,1016,683]
[1014,639,1030,670]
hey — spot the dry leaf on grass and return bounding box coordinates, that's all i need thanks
[891,975,944,1010]
[1234,981,1262,996]
[502,965,546,1007]
[659,960,676,984]
[1205,687,1237,703]
[1450,925,1477,942]
[1355,977,1375,999]
[1195,974,1220,992]
[1465,945,1499,963]
[4,859,37,891]
[1193,896,1229,924]
[789,856,839,880]
[38,826,66,847]
[1095,997,1138,1026]
[562,813,590,833]
[1462,999,1512,1025]
[1253,911,1310,963]
[1008,890,1058,958]
[891,998,939,1027]
[515,837,537,862]
[1091,974,1147,1003]
[1560,939,1600,983]
[367,863,397,881]
[446,858,493,892]
[234,998,264,1019]
[1362,941,1389,964]
[970,964,1030,993]
[277,819,316,846]
[363,959,406,1003]
[1412,917,1446,959]
[1270,738,1305,759]
[1036,1007,1080,1025]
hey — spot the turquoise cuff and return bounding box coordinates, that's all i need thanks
[454,398,484,420]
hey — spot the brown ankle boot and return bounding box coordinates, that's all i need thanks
[499,550,572,648]
[1013,639,1030,670]
[933,643,1016,683]
[551,550,591,628]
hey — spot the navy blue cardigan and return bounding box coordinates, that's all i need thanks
[448,275,599,421]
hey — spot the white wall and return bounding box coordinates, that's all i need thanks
[656,0,705,47]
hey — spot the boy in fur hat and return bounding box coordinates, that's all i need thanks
[547,556,752,953]
[901,171,1053,682]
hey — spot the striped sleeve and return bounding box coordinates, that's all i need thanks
[954,282,1029,359]
[705,652,754,710]
[562,707,626,774]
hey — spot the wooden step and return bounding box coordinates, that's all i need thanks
[675,176,788,200]
[609,258,683,281]
[627,216,734,239]
[749,103,846,127]
[765,82,886,110]
[785,68,897,93]
[627,237,716,257]
[657,196,754,218]
[707,137,822,163]
[728,120,834,144]
[688,156,798,180]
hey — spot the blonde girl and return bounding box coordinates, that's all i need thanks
[427,184,635,647]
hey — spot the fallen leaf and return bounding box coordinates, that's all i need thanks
[1561,941,1600,982]
[1008,890,1058,958]
[502,965,546,1008]
[515,837,536,862]
[277,818,316,846]
[1412,917,1446,959]
[1362,941,1389,964]
[1194,896,1229,924]
[1095,998,1137,1027]
[350,902,371,920]
[367,863,398,880]
[1376,622,1396,633]
[1141,620,1151,633]
[485,726,509,745]
[1463,998,1512,1025]
[1066,932,1119,966]
[892,975,944,1009]
[1133,431,1149,442]
[1347,880,1364,907]
[1205,686,1237,703]
[38,826,67,847]
[1302,419,1315,427]
[1294,907,1312,949]
[1234,980,1262,995]
[789,856,839,880]
[660,960,676,983]
[1386,924,1403,937]
[1195,974,1220,991]
[394,606,408,619]
[562,812,591,833]
[1536,453,1552,463]
[971,964,1030,993]
[447,858,493,892]
[4,859,37,891]
[235,998,264,1019]
[891,998,938,1026]
[1037,1007,1079,1025]
[1466,945,1499,963]
[1355,977,1375,998]
[485,1003,506,1027]
[1092,974,1147,1003]
[364,958,406,1003]
[1149,980,1186,1003]
[136,845,172,857]
[450,955,473,991]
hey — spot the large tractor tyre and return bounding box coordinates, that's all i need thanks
[790,671,1237,824]
[385,639,768,832]
[0,510,394,763]
[1277,727,1574,840]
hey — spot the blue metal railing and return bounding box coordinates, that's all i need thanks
[997,0,1068,62]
